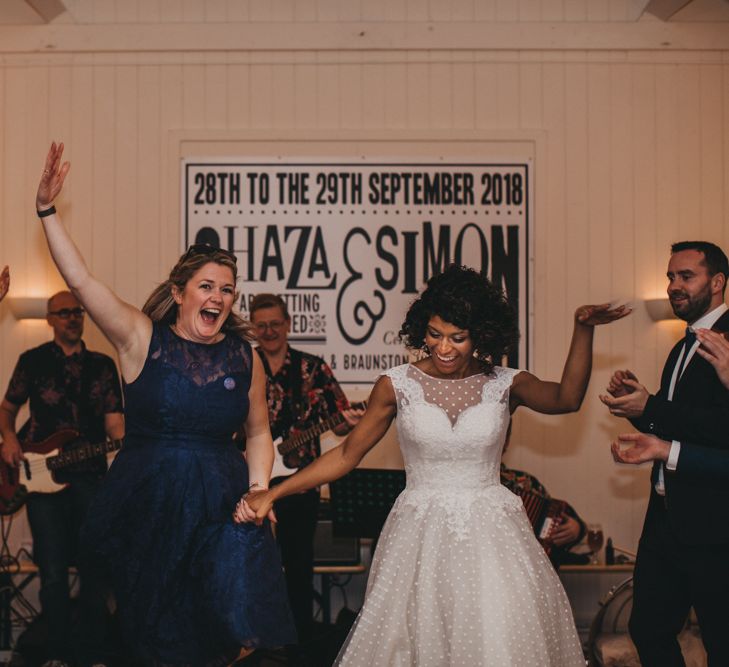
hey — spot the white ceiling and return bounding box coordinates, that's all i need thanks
[0,0,727,24]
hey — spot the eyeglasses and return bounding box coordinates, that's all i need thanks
[254,320,287,333]
[48,307,85,319]
[182,243,237,264]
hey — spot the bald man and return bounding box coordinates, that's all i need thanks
[0,290,123,667]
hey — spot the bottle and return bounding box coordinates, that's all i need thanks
[605,537,615,565]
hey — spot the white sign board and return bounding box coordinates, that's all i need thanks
[183,160,532,384]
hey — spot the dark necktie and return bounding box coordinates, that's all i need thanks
[676,327,697,379]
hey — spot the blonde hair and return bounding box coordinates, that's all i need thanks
[142,248,254,341]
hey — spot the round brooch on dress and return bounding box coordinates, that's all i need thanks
[223,377,236,390]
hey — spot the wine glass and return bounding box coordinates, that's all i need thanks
[587,523,604,564]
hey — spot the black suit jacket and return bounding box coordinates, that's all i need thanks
[633,309,729,544]
[676,443,729,485]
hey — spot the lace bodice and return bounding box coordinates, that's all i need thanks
[386,363,519,490]
[124,323,253,445]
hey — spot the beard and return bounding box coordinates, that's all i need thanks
[669,283,713,323]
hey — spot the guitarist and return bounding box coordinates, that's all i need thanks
[249,293,363,663]
[0,290,123,667]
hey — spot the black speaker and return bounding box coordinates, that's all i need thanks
[313,518,360,566]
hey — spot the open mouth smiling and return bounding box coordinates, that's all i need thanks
[200,308,221,324]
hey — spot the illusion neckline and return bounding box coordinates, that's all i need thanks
[409,362,488,382]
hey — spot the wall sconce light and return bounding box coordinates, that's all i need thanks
[8,297,48,320]
[644,298,676,322]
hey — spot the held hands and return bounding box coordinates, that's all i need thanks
[599,369,649,418]
[37,142,70,211]
[0,266,9,302]
[233,488,276,526]
[611,432,670,465]
[575,303,631,327]
[605,369,639,398]
[695,329,729,389]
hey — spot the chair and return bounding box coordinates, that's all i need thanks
[586,577,707,667]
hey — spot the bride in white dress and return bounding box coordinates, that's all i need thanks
[240,265,629,666]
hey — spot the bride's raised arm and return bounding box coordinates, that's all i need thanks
[510,303,630,415]
[36,142,151,377]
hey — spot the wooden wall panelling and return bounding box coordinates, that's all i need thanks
[427,59,452,129]
[249,63,274,129]
[113,64,138,310]
[362,62,387,130]
[225,0,249,23]
[205,62,229,129]
[137,64,162,310]
[406,0,429,22]
[631,64,661,391]
[724,63,729,252]
[474,60,499,129]
[449,58,473,130]
[158,63,183,263]
[294,62,318,129]
[406,56,429,129]
[606,60,643,549]
[677,64,702,242]
[226,61,251,129]
[338,63,363,129]
[698,63,723,243]
[204,0,228,23]
[316,59,340,129]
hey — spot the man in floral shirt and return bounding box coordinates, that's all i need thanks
[0,290,123,667]
[250,293,361,661]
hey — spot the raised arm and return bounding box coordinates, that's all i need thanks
[511,303,630,414]
[37,143,150,378]
[237,374,397,524]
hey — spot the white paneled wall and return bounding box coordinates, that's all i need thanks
[0,5,727,557]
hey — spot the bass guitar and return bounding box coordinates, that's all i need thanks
[0,429,123,515]
[270,401,367,480]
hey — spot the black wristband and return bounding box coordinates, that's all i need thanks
[37,205,56,218]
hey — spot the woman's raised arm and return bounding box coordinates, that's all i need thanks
[511,303,630,415]
[37,142,150,376]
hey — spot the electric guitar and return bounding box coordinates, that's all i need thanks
[270,402,367,480]
[0,429,123,515]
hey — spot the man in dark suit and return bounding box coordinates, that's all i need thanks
[601,241,729,667]
[613,326,729,482]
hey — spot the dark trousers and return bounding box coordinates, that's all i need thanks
[629,504,729,667]
[274,489,320,644]
[26,477,111,666]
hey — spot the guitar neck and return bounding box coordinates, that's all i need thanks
[279,401,367,456]
[46,439,124,471]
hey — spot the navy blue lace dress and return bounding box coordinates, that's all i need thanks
[82,323,295,666]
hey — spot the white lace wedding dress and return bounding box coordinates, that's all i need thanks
[335,364,585,667]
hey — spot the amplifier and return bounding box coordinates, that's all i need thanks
[313,518,360,566]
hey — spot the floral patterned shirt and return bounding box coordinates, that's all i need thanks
[4,340,123,479]
[257,346,349,469]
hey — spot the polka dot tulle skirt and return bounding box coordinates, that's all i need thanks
[335,365,584,667]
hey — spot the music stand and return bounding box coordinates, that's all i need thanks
[329,468,406,539]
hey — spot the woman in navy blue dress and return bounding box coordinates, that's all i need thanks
[35,143,295,666]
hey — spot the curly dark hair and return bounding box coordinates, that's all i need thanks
[399,265,519,372]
